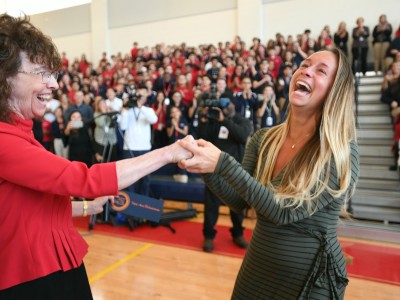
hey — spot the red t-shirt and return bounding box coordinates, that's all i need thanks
[175,86,194,107]
[0,115,118,290]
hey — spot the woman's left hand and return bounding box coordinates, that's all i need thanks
[89,196,115,215]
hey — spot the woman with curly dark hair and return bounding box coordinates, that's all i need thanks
[0,14,192,299]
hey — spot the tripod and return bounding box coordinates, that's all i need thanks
[89,117,118,230]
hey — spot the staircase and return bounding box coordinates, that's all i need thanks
[352,75,400,224]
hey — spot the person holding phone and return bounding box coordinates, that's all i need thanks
[64,110,94,167]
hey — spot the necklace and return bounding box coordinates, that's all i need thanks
[289,133,311,149]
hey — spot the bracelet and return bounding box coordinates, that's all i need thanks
[83,200,88,217]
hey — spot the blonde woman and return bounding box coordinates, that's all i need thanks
[334,21,349,56]
[179,48,359,299]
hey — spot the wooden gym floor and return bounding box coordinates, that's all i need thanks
[80,202,400,300]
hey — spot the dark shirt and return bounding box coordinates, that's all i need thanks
[234,91,258,129]
[334,31,349,55]
[253,71,273,95]
[386,37,400,59]
[352,26,370,49]
[373,24,392,44]
[197,113,252,162]
[259,100,279,129]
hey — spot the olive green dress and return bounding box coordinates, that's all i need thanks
[203,129,360,300]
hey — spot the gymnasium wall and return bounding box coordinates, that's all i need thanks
[29,0,400,63]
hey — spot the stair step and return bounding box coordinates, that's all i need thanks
[360,156,394,165]
[358,138,393,146]
[357,178,400,191]
[359,85,381,94]
[357,115,392,124]
[358,145,392,157]
[358,94,382,102]
[358,111,390,118]
[358,76,383,85]
[351,205,400,223]
[360,165,400,180]
[337,220,400,243]
[358,103,389,113]
[357,126,393,139]
[357,123,393,130]
[352,189,400,207]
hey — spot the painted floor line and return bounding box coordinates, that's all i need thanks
[89,243,153,283]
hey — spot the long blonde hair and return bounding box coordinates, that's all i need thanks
[255,48,356,211]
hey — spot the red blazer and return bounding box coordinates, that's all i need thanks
[0,116,118,290]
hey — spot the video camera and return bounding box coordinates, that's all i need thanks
[95,111,120,128]
[125,84,142,108]
[198,83,231,120]
[199,93,231,120]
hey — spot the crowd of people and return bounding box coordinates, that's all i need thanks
[29,14,399,195]
[36,16,400,168]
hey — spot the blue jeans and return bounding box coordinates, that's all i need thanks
[122,150,150,196]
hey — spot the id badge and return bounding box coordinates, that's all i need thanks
[266,116,273,127]
[245,108,251,119]
[218,126,229,139]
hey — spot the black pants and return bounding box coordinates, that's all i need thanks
[352,47,368,75]
[0,264,92,300]
[393,140,399,165]
[203,187,245,239]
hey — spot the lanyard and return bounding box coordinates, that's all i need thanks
[133,107,141,122]
[163,82,172,97]
[259,71,269,79]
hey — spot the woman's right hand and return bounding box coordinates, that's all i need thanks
[178,138,221,173]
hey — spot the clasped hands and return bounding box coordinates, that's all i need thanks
[171,135,221,174]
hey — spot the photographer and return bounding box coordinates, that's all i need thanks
[105,87,124,159]
[120,87,158,196]
[197,97,252,252]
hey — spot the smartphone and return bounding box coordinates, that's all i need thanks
[71,120,83,129]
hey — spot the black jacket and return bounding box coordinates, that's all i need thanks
[197,113,252,162]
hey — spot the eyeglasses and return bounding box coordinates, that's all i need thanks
[18,70,59,83]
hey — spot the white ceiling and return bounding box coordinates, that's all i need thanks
[0,0,91,16]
